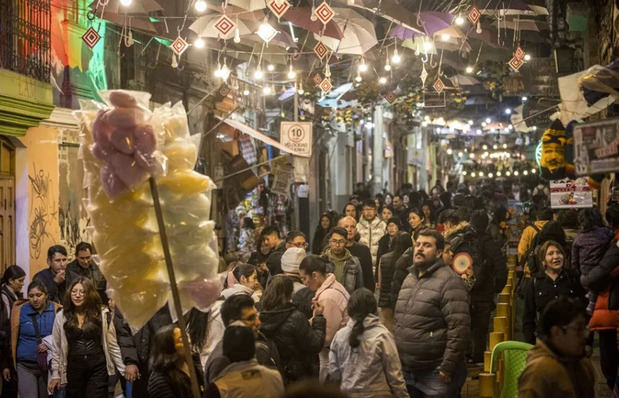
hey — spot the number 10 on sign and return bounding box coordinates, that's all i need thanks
[280,121,312,157]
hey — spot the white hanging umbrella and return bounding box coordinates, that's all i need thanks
[226,0,267,11]
[189,14,257,39]
[89,0,163,15]
[314,8,377,55]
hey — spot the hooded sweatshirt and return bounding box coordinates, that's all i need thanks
[313,274,350,346]
[518,338,595,398]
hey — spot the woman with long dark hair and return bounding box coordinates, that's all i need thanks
[222,263,261,302]
[312,213,333,255]
[9,280,60,398]
[147,325,204,398]
[48,277,125,398]
[259,276,325,384]
[328,288,408,398]
[1,265,26,397]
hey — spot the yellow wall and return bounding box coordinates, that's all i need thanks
[19,125,61,275]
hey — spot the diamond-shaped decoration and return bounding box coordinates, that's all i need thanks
[467,5,481,24]
[420,65,428,86]
[171,36,189,56]
[384,92,397,104]
[256,22,278,43]
[314,41,328,59]
[214,15,236,38]
[319,78,332,94]
[219,83,231,97]
[433,78,445,93]
[514,45,525,61]
[315,1,335,25]
[82,27,101,49]
[508,56,524,71]
[313,73,323,85]
[267,0,291,19]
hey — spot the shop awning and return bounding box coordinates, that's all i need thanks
[215,116,307,157]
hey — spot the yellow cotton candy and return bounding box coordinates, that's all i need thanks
[157,170,211,194]
[110,278,170,330]
[163,141,197,171]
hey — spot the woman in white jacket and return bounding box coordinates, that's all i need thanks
[329,288,409,398]
[48,277,125,398]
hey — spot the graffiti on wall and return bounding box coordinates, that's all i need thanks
[28,165,57,259]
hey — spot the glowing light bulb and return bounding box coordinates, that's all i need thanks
[493,144,498,150]
[471,172,476,177]
[482,144,488,150]
[485,117,491,123]
[378,76,387,85]
[267,64,275,72]
[465,66,474,74]
[446,148,453,155]
[462,171,467,176]
[468,120,474,125]
[531,168,537,173]
[243,89,250,96]
[488,173,494,178]
[496,171,501,177]
[455,15,465,26]
[521,96,528,102]
[120,0,132,6]
[254,68,264,80]
[423,40,433,52]
[458,151,463,157]
[504,108,512,115]
[523,170,529,176]
[194,0,207,12]
[514,170,519,176]
[479,171,484,177]
[287,65,296,79]
[358,60,368,73]
[262,86,272,95]
[194,38,205,49]
[482,122,487,127]
[441,33,451,41]
[384,63,391,72]
[524,54,531,61]
[391,49,401,64]
[355,74,362,82]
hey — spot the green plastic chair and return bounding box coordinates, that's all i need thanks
[489,340,534,398]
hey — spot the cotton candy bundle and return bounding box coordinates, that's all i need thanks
[78,90,221,329]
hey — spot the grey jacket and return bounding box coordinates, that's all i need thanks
[329,314,409,398]
[394,260,470,377]
[323,249,364,294]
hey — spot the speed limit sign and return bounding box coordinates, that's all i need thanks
[280,121,312,157]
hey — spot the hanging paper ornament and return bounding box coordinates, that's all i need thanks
[314,41,328,59]
[324,63,331,77]
[214,15,236,38]
[314,1,335,25]
[508,57,524,71]
[420,64,428,87]
[384,92,397,104]
[171,36,189,56]
[433,78,445,93]
[319,78,332,94]
[514,45,525,61]
[256,21,278,43]
[310,4,318,21]
[171,53,178,68]
[219,83,231,97]
[234,26,241,43]
[82,27,101,49]
[476,21,482,34]
[467,5,481,24]
[126,29,134,47]
[267,0,291,21]
[313,73,323,85]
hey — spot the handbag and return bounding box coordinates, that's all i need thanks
[30,314,48,373]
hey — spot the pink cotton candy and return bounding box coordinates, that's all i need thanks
[110,152,147,189]
[179,277,222,311]
[111,128,135,155]
[100,165,128,198]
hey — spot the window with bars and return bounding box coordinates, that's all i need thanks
[0,0,51,83]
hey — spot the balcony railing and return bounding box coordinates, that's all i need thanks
[0,0,51,83]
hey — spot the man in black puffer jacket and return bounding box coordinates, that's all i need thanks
[394,229,470,397]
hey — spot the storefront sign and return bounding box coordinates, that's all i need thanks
[280,122,312,157]
[271,165,293,196]
[549,178,593,209]
[573,118,619,176]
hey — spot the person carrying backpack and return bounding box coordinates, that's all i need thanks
[518,208,552,274]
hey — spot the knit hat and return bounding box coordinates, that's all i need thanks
[281,247,306,274]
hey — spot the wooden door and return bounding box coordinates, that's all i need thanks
[0,138,15,274]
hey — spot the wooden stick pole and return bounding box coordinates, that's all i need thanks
[149,177,201,398]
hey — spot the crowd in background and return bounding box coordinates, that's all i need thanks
[0,180,618,398]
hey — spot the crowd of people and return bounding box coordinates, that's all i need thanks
[0,181,617,398]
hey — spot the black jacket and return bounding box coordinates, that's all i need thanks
[348,242,375,291]
[65,260,109,303]
[147,359,204,398]
[112,309,139,367]
[470,232,508,302]
[33,268,66,304]
[266,241,287,276]
[523,269,586,344]
[259,303,326,383]
[133,305,173,371]
[581,239,619,310]
[378,249,399,308]
[390,247,413,308]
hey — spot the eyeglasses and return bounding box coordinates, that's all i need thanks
[329,239,346,246]
[71,290,85,297]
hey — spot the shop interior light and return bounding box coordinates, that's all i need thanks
[297,82,304,95]
[455,15,465,25]
[267,64,275,72]
[505,171,511,176]
[479,171,484,177]
[120,0,132,6]
[469,153,475,158]
[482,144,488,150]
[423,40,434,52]
[468,120,474,125]
[446,148,453,155]
[243,89,250,96]
[458,151,463,157]
[262,86,272,95]
[465,66,474,74]
[355,73,362,82]
[462,171,467,176]
[503,143,507,149]
[493,144,498,149]
[257,22,278,43]
[287,65,296,79]
[194,0,207,12]
[531,168,537,173]
[254,67,264,80]
[378,76,387,85]
[521,96,528,102]
[504,108,512,115]
[524,54,531,61]
[485,117,491,123]
[496,171,502,176]
[523,170,529,175]
[384,62,391,71]
[194,38,205,49]
[488,173,493,178]
[471,172,476,177]
[358,59,368,73]
[441,33,451,41]
[514,170,519,176]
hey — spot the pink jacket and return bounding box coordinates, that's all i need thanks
[313,273,350,346]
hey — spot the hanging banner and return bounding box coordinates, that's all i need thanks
[573,118,619,176]
[549,178,594,209]
[271,165,293,196]
[280,121,312,157]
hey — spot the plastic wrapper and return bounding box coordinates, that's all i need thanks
[578,62,619,105]
[77,90,221,329]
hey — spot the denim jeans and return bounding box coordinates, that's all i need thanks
[402,360,467,398]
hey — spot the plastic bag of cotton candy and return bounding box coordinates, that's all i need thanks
[77,90,221,329]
